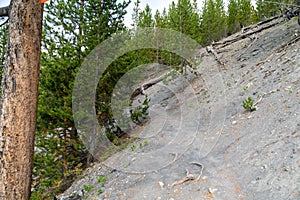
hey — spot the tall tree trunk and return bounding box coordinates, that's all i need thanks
[0,0,43,199]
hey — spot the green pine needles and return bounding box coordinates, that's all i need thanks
[242,96,256,112]
[130,96,150,124]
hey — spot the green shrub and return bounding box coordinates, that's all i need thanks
[242,97,256,112]
[130,96,150,124]
[83,185,94,192]
[98,176,107,184]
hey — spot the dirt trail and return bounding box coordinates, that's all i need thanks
[58,18,300,200]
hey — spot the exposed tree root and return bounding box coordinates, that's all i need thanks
[171,169,195,187]
[206,45,226,70]
[190,162,204,181]
[171,162,204,187]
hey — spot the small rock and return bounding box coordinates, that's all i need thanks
[261,164,267,169]
[283,167,289,172]
[174,188,180,194]
[158,181,164,189]
[208,187,218,194]
[292,148,297,154]
[232,121,237,125]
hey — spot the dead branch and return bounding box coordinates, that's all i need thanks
[253,88,279,107]
[213,15,284,49]
[241,15,283,34]
[256,15,283,26]
[170,162,205,187]
[239,15,282,34]
[130,72,167,100]
[171,169,195,187]
[0,6,9,17]
[190,162,204,181]
[276,35,300,53]
[236,34,258,59]
[169,152,179,162]
[206,45,226,69]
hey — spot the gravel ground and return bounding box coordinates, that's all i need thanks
[58,17,300,200]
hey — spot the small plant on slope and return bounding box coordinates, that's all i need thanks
[242,97,256,112]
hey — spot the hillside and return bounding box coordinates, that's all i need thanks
[58,16,300,200]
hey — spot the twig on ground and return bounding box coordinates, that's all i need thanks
[171,169,195,187]
[254,88,279,107]
[170,162,205,187]
[190,162,204,181]
[206,45,226,70]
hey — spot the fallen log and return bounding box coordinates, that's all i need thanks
[213,15,284,49]
[130,72,168,100]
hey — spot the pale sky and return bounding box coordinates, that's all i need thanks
[121,0,205,27]
[0,0,9,7]
[0,0,201,27]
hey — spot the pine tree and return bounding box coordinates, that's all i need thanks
[200,0,226,46]
[227,0,240,34]
[0,0,43,199]
[158,0,202,70]
[167,0,201,43]
[238,0,256,27]
[154,9,168,28]
[227,0,257,35]
[33,0,130,197]
[132,0,141,29]
[139,4,154,27]
[256,0,282,20]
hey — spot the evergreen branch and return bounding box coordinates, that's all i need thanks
[0,6,9,17]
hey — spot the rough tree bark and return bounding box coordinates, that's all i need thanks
[0,0,43,199]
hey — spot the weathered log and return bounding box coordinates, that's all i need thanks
[206,45,226,69]
[130,72,167,100]
[213,15,284,49]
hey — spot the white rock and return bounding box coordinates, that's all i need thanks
[158,181,164,189]
[208,187,218,194]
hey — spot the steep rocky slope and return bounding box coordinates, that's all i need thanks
[58,17,300,200]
